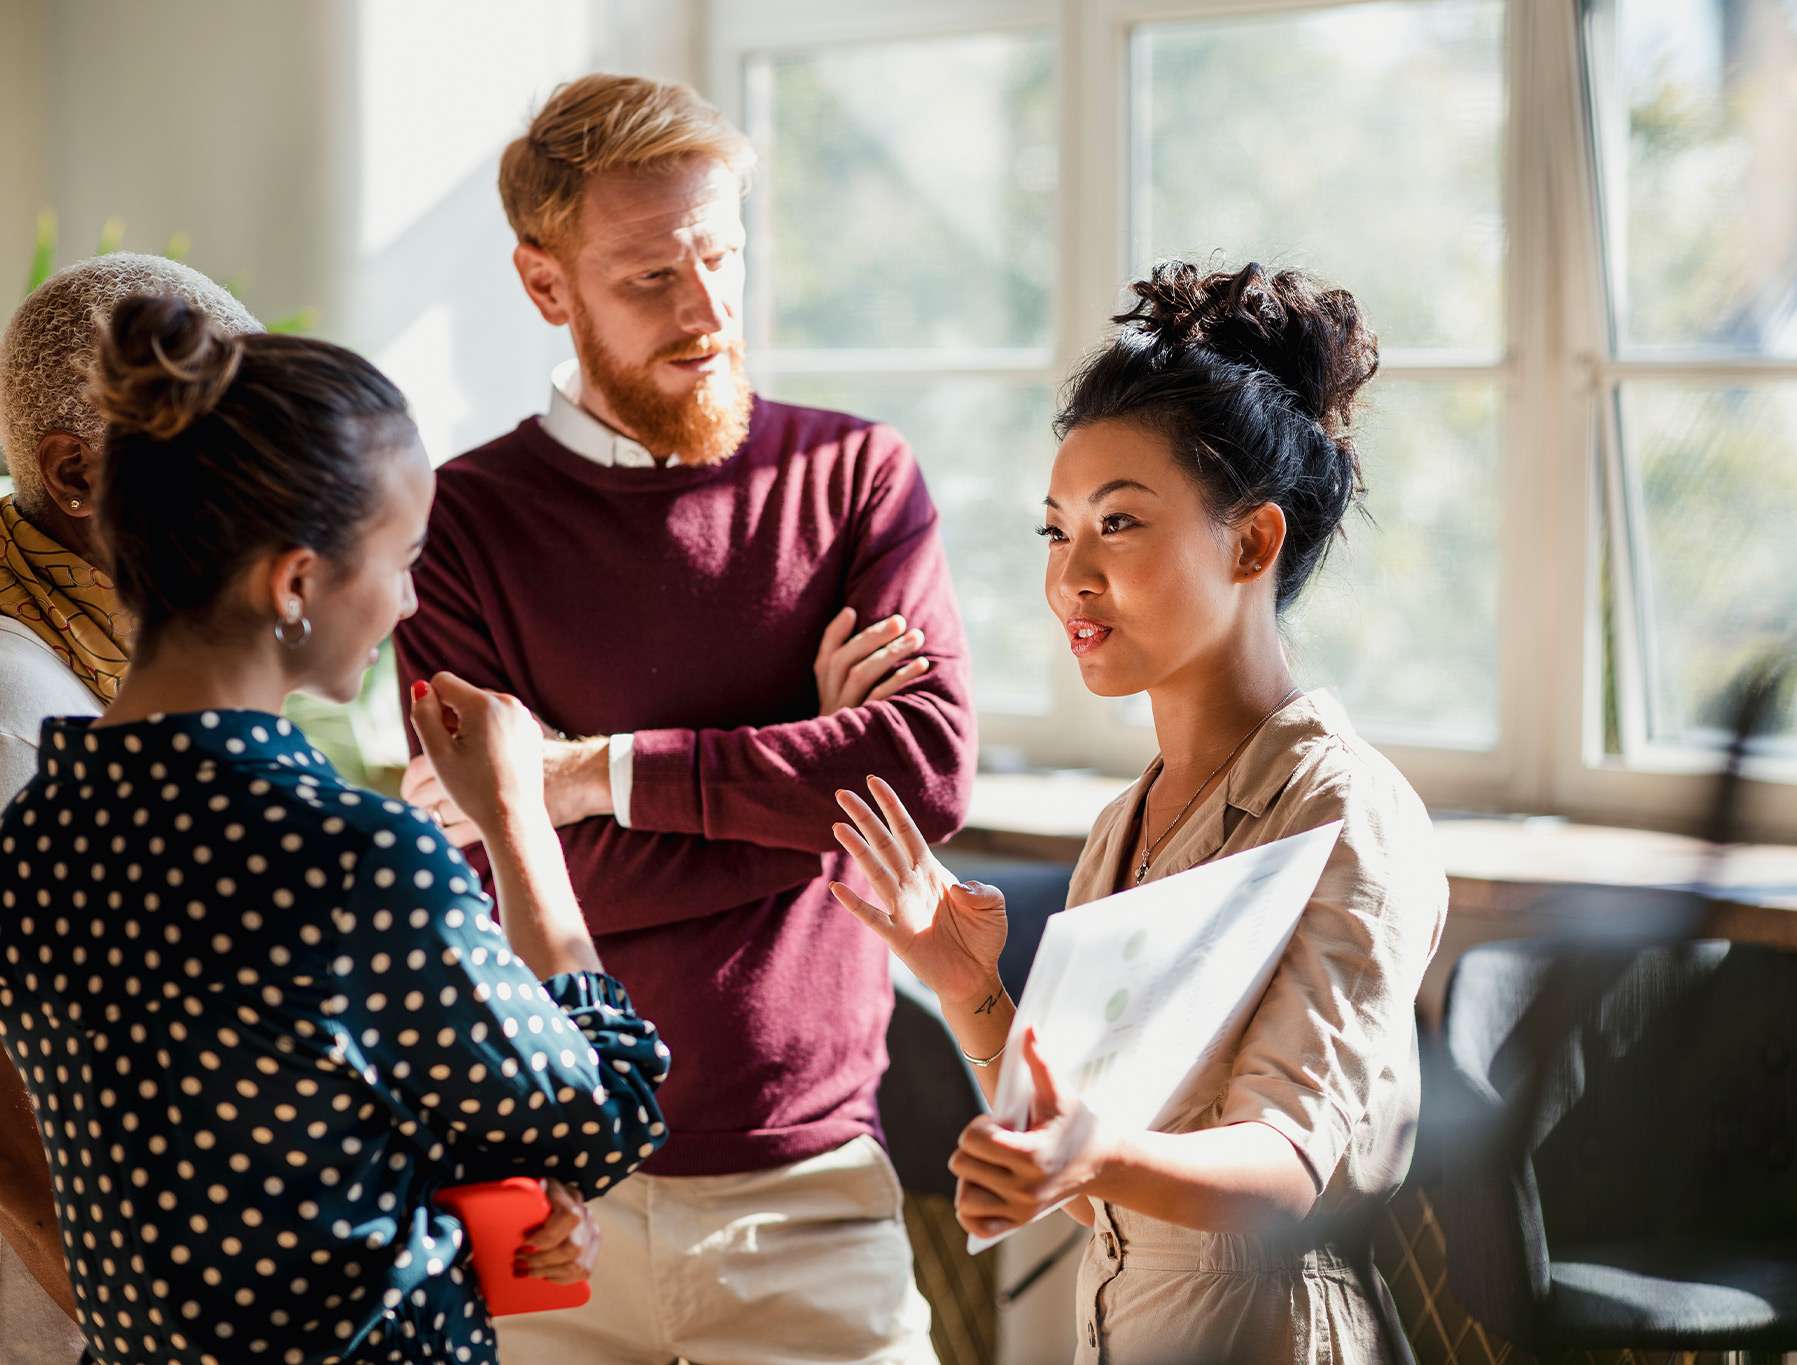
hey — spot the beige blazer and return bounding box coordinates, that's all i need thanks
[1066,691,1447,1365]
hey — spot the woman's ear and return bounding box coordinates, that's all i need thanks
[1235,502,1288,582]
[36,432,101,517]
[263,546,322,624]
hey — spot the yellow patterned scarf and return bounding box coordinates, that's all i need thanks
[0,495,131,703]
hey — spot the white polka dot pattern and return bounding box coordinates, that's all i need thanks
[0,709,671,1364]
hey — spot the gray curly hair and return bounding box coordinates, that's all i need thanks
[0,252,261,513]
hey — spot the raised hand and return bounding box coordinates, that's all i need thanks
[405,699,613,844]
[408,672,547,839]
[829,774,1007,1009]
[814,607,930,714]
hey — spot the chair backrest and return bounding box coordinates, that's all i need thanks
[1444,937,1797,1248]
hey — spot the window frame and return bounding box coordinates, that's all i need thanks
[706,0,1797,841]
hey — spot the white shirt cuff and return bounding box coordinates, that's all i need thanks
[609,732,635,828]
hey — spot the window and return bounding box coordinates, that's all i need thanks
[1587,0,1797,759]
[711,0,1797,835]
[1132,0,1507,747]
[739,27,1060,717]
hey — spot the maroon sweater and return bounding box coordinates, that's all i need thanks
[394,399,976,1176]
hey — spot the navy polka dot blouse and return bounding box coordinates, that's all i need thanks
[0,709,670,1364]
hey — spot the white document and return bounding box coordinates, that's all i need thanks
[967,819,1343,1254]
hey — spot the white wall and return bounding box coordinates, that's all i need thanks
[341,0,702,461]
[4,0,702,469]
[0,0,49,321]
[39,0,351,330]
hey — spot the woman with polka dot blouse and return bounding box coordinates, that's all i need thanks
[0,294,671,1364]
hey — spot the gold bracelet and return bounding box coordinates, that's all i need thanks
[961,1039,1008,1069]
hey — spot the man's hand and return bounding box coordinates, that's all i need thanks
[541,734,614,826]
[403,721,614,845]
[814,607,929,715]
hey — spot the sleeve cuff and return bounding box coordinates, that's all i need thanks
[608,733,635,829]
[1219,1075,1355,1195]
[539,969,643,1018]
[620,727,703,835]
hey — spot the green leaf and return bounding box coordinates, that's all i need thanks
[96,216,125,254]
[266,307,319,335]
[27,210,57,293]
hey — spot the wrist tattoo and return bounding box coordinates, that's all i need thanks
[973,994,998,1015]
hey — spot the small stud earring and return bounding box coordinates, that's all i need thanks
[68,497,81,511]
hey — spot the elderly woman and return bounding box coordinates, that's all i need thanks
[0,253,261,1363]
[0,293,670,1364]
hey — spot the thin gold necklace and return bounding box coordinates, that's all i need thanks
[1134,686,1301,886]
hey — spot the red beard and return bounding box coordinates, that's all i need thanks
[571,300,753,465]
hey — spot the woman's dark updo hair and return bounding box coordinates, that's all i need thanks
[90,294,415,641]
[1054,260,1379,613]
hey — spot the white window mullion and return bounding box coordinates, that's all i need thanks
[1596,381,1657,757]
[1528,0,1618,811]
[756,349,1052,378]
[739,56,776,360]
[1502,0,1580,813]
[1046,0,1138,766]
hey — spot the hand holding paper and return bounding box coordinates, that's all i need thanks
[949,1027,1107,1240]
[965,820,1343,1253]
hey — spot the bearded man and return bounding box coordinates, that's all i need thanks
[393,74,973,1364]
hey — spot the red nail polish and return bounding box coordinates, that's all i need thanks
[410,680,430,702]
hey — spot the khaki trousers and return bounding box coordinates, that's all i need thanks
[498,1135,936,1365]
[0,1237,83,1364]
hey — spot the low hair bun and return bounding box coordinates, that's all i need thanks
[89,293,244,442]
[1116,260,1379,438]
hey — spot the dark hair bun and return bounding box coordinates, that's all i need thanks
[1119,260,1378,439]
[1060,259,1380,613]
[90,293,244,441]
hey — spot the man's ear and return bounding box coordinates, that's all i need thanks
[514,243,573,327]
[37,432,102,518]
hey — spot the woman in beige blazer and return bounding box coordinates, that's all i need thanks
[831,260,1448,1364]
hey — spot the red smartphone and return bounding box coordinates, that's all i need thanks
[432,1178,591,1317]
